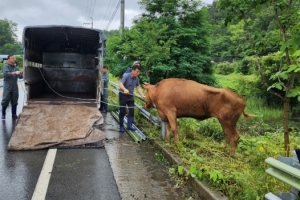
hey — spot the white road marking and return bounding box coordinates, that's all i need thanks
[31,149,57,200]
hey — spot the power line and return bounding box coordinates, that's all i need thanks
[83,0,91,26]
[99,0,114,29]
[91,0,97,19]
[105,1,121,30]
[83,0,96,28]
[87,0,94,21]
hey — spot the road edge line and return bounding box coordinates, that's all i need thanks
[31,148,57,200]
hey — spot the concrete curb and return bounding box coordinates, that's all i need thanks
[149,139,228,200]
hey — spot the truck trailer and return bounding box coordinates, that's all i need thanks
[8,25,107,150]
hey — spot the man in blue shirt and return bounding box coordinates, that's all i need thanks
[99,66,109,113]
[119,65,145,132]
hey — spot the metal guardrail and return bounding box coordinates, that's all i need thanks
[265,150,300,200]
[110,111,144,143]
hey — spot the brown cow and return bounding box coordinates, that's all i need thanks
[142,78,254,156]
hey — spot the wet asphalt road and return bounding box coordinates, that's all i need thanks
[0,80,199,200]
[0,81,121,200]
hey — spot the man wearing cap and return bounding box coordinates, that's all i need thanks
[1,55,23,119]
[118,64,145,132]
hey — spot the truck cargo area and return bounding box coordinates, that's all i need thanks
[26,66,97,102]
[8,25,106,150]
[23,26,105,103]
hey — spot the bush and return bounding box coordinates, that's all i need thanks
[15,55,23,69]
[214,74,261,98]
[214,62,236,75]
[0,62,4,72]
[257,52,284,107]
[236,56,258,75]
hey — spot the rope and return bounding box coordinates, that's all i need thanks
[32,67,144,109]
[38,67,98,101]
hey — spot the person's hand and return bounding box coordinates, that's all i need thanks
[124,89,129,94]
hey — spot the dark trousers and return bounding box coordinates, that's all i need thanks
[119,93,134,120]
[100,94,105,110]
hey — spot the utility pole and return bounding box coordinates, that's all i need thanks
[83,17,93,28]
[120,0,124,35]
[90,17,93,28]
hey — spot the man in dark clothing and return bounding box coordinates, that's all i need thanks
[1,55,23,119]
[119,65,145,132]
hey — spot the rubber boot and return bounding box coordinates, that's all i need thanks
[2,106,6,120]
[119,116,124,133]
[127,117,136,131]
[12,105,18,119]
[102,103,108,113]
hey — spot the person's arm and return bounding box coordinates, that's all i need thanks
[103,73,109,84]
[136,86,145,98]
[17,67,23,79]
[119,74,130,94]
[119,82,127,91]
[3,65,15,78]
[119,78,129,94]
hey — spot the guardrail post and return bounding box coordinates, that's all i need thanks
[265,149,300,200]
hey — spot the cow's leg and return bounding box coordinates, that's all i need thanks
[165,122,171,141]
[218,119,239,157]
[165,111,178,142]
[157,110,171,141]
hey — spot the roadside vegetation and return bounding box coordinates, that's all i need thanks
[135,74,299,200]
[107,71,299,200]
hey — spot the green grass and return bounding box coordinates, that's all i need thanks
[136,114,300,200]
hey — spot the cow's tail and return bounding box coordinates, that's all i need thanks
[243,111,255,119]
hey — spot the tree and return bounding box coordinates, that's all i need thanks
[218,0,300,156]
[105,21,175,83]
[106,0,215,85]
[0,19,21,54]
[138,0,215,85]
[0,42,22,55]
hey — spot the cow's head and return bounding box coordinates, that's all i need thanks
[142,82,154,109]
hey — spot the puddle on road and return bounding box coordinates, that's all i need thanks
[102,113,200,200]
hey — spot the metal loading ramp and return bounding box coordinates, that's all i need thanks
[7,104,105,150]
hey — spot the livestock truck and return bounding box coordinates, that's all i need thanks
[7,25,107,150]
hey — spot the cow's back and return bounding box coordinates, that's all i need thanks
[152,78,246,119]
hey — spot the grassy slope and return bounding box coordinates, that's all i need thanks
[109,74,299,200]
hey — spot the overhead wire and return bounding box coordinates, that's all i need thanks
[99,0,114,29]
[105,1,121,30]
[83,0,91,26]
[87,0,94,21]
[84,0,97,28]
[90,0,97,19]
